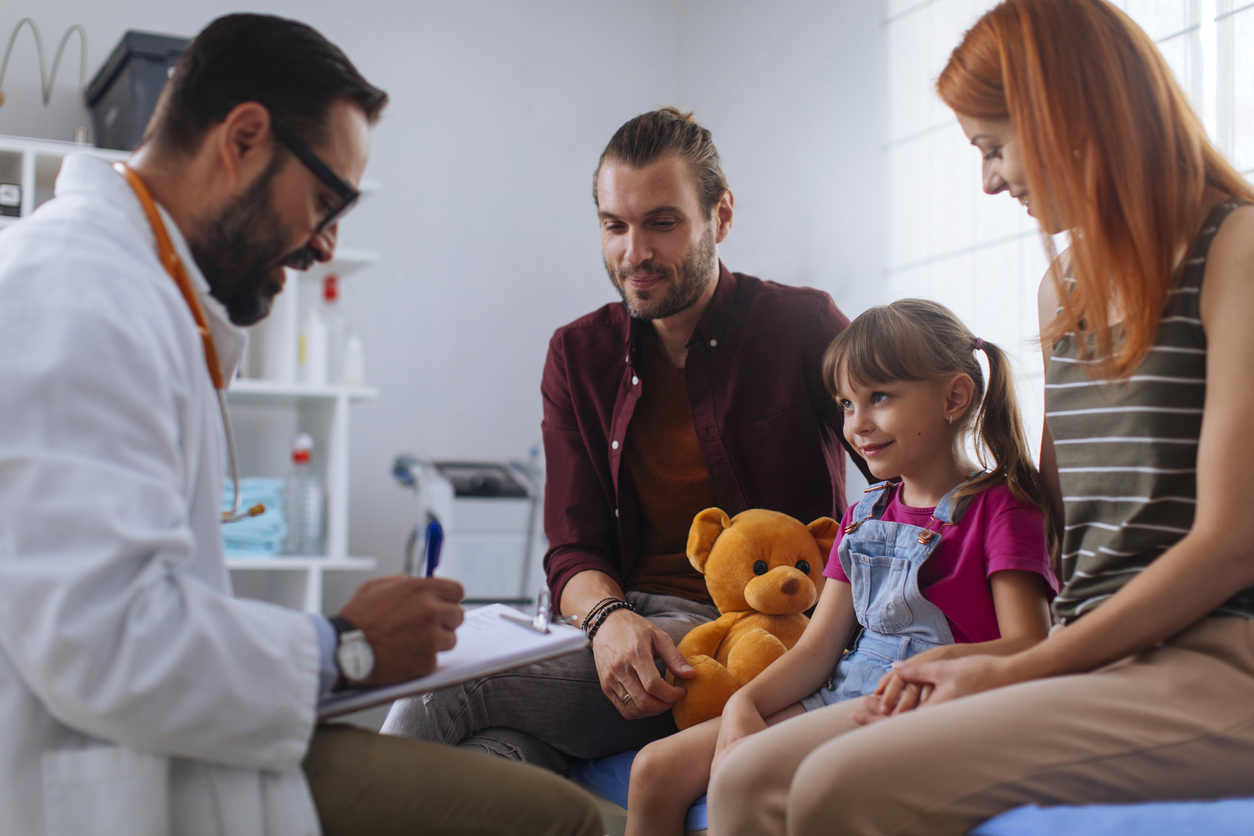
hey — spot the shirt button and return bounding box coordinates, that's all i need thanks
[611,440,620,450]
[709,339,718,348]
[631,376,639,385]
[615,508,620,518]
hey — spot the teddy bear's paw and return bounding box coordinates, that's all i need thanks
[727,627,789,685]
[673,656,739,730]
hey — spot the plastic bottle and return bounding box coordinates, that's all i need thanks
[343,332,366,387]
[322,274,349,385]
[298,304,327,386]
[284,433,325,555]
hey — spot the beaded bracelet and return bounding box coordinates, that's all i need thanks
[581,596,623,632]
[585,599,635,641]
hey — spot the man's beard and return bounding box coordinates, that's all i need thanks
[605,221,717,321]
[189,156,315,327]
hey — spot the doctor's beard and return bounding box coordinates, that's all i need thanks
[189,153,297,327]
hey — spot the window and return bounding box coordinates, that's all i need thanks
[882,0,1253,456]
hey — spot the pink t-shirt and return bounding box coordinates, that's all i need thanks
[824,482,1058,644]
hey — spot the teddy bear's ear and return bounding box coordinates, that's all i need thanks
[687,508,732,574]
[806,517,841,567]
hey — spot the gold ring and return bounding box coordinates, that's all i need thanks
[621,693,632,705]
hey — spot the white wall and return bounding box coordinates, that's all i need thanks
[0,1,884,607]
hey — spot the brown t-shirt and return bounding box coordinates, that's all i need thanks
[623,339,717,604]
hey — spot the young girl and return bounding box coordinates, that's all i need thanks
[625,299,1058,836]
[710,3,1254,835]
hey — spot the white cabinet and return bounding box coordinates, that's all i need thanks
[0,134,127,226]
[0,134,382,614]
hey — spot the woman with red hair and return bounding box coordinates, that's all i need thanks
[706,2,1254,833]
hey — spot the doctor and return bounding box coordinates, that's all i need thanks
[0,14,600,836]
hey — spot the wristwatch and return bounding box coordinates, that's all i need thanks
[329,614,375,687]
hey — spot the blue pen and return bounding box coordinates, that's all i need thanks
[424,520,444,578]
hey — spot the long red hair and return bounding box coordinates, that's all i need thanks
[937,0,1254,377]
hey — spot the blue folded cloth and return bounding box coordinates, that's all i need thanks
[972,798,1254,836]
[221,478,287,557]
[570,750,708,832]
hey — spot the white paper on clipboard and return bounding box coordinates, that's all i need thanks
[317,603,588,719]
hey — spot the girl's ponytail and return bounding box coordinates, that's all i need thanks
[960,339,1060,570]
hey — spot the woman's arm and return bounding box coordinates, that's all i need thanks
[866,569,1051,718]
[896,209,1254,700]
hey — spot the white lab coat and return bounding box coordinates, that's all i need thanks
[0,155,323,836]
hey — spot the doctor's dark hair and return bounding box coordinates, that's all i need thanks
[593,107,729,216]
[823,299,1057,562]
[143,13,387,154]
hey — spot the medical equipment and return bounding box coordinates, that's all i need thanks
[116,162,260,524]
[87,31,188,150]
[393,456,545,603]
[0,19,88,111]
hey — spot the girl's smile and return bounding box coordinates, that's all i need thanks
[836,374,976,508]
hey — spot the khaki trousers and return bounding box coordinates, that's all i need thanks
[708,616,1254,836]
[303,724,603,836]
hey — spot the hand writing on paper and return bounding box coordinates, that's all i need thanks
[340,574,465,685]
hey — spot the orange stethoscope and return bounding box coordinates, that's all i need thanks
[115,162,264,523]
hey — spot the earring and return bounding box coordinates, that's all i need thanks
[947,415,953,425]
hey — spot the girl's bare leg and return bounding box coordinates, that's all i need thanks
[626,718,721,836]
[626,704,807,836]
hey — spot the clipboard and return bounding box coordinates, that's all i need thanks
[318,603,588,719]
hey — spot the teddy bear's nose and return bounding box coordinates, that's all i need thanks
[779,576,800,596]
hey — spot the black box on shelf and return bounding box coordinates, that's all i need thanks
[0,184,20,217]
[86,31,189,151]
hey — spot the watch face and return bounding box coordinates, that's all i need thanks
[336,632,375,684]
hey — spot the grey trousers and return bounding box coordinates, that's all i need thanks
[382,591,719,772]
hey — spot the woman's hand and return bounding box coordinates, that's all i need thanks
[893,653,1020,705]
[711,694,766,775]
[851,654,1020,724]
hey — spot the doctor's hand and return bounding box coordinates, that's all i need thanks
[339,574,465,685]
[593,610,694,719]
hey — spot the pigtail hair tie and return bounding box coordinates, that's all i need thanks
[974,337,985,351]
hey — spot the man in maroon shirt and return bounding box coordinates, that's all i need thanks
[384,108,861,771]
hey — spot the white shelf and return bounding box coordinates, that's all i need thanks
[228,379,379,402]
[227,556,379,613]
[227,556,377,571]
[324,247,380,275]
[0,134,128,160]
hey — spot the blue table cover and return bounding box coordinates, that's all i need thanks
[972,798,1254,836]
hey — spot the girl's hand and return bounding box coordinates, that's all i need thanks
[851,672,933,725]
[711,695,766,774]
[890,653,1019,706]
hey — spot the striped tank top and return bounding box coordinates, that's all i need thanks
[1047,199,1254,623]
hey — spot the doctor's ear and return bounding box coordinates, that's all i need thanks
[212,102,278,187]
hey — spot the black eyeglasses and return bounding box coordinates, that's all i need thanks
[270,120,360,234]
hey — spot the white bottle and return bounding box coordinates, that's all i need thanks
[322,274,349,385]
[299,303,327,386]
[343,332,366,387]
[284,433,325,556]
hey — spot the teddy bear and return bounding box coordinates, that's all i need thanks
[669,507,839,730]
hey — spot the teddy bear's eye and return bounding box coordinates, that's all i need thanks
[753,561,768,575]
[797,561,811,575]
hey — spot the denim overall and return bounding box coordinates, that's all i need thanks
[800,479,972,711]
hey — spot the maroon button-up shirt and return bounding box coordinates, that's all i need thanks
[541,264,864,606]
